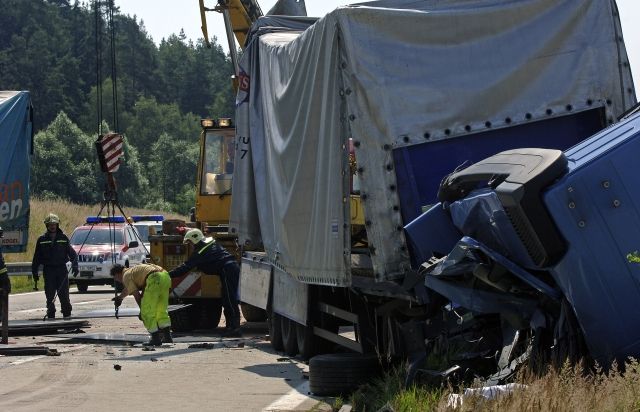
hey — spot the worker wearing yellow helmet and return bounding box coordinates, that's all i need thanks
[31,213,79,319]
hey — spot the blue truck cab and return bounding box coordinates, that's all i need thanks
[409,107,640,370]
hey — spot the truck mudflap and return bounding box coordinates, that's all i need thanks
[239,251,271,310]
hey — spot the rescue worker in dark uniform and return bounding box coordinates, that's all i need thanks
[32,213,79,319]
[0,226,10,294]
[168,228,241,336]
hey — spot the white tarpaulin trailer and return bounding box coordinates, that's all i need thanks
[230,0,636,287]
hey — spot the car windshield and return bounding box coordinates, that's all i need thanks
[70,228,123,245]
[133,224,163,242]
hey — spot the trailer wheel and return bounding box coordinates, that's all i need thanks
[241,303,267,322]
[296,323,316,360]
[197,300,223,330]
[281,316,298,356]
[170,306,194,332]
[76,282,88,293]
[268,312,284,351]
[309,353,381,396]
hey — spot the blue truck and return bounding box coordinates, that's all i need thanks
[230,0,638,393]
[0,91,33,253]
[411,105,640,383]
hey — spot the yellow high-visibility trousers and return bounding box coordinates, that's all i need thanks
[140,271,171,333]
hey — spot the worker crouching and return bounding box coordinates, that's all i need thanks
[169,228,241,337]
[110,263,172,346]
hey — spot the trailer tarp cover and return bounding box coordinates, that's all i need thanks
[231,0,635,286]
[0,91,32,253]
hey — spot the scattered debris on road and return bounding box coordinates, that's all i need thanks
[0,345,59,356]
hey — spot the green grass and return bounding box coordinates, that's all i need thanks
[9,276,36,294]
[349,364,442,412]
[4,197,187,294]
[347,359,640,412]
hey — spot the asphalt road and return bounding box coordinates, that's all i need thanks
[0,286,328,412]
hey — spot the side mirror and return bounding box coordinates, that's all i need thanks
[128,241,139,248]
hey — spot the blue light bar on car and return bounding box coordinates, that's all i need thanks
[86,216,126,224]
[130,215,164,222]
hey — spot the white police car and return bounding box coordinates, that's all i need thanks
[68,216,147,293]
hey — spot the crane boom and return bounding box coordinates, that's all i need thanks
[199,0,263,50]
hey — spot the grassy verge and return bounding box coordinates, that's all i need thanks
[346,365,442,411]
[8,276,36,294]
[344,359,640,411]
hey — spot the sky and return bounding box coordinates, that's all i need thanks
[117,0,639,98]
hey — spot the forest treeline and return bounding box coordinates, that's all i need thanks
[0,0,235,213]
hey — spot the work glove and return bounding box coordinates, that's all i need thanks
[0,272,10,294]
[32,273,40,283]
[111,296,123,308]
[72,267,79,277]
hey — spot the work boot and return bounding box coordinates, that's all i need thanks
[221,326,242,338]
[160,327,173,343]
[143,331,163,347]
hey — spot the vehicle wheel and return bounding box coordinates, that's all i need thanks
[170,305,194,332]
[76,282,89,293]
[281,316,298,357]
[197,300,223,330]
[296,323,317,360]
[268,312,284,351]
[241,303,267,322]
[309,353,381,396]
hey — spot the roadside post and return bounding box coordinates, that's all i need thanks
[1,285,8,343]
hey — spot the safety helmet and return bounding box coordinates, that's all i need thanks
[183,228,205,245]
[44,213,60,225]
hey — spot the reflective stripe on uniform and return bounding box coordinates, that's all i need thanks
[0,267,7,274]
[198,242,214,255]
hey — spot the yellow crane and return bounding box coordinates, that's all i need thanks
[148,1,268,331]
[199,0,263,87]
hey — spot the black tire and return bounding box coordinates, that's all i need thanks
[170,306,194,332]
[197,300,223,330]
[296,323,316,361]
[309,353,381,396]
[76,282,88,293]
[281,316,298,357]
[241,303,267,322]
[269,312,284,351]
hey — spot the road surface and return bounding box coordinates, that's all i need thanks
[0,286,330,412]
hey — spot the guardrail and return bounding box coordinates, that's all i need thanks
[6,262,42,277]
